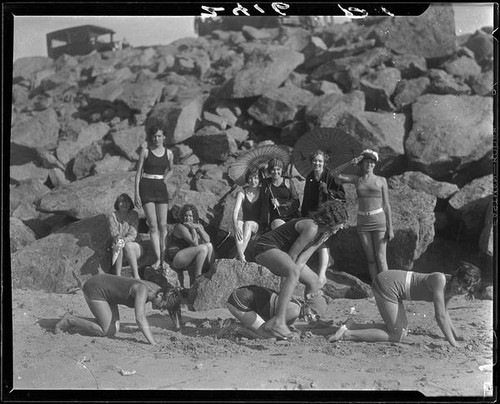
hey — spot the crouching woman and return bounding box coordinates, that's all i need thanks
[54,273,182,345]
[328,262,481,347]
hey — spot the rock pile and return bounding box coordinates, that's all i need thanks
[10,5,494,299]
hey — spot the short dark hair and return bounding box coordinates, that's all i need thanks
[114,193,134,211]
[245,168,260,184]
[147,127,164,144]
[309,199,348,227]
[454,261,481,297]
[180,204,200,223]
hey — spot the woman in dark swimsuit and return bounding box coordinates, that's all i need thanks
[253,200,349,339]
[135,127,174,270]
[331,149,394,281]
[166,204,214,287]
[232,168,263,262]
[328,262,481,347]
[54,273,182,345]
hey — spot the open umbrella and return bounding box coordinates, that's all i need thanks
[292,127,362,178]
[228,144,291,186]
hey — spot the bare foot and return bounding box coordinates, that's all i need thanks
[152,261,161,270]
[262,318,293,339]
[318,274,327,288]
[54,313,72,334]
[328,318,354,342]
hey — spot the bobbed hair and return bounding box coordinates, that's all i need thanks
[267,158,285,173]
[114,193,134,211]
[180,204,200,223]
[309,199,348,228]
[245,167,261,184]
[309,149,330,163]
[147,126,165,144]
[453,261,481,297]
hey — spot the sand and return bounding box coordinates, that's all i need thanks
[10,287,493,397]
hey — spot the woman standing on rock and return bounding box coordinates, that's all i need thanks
[253,200,348,339]
[331,149,394,281]
[232,168,263,262]
[135,127,174,270]
[261,158,300,231]
[54,273,182,345]
[301,150,346,286]
[108,193,143,279]
[166,204,215,287]
[328,262,481,346]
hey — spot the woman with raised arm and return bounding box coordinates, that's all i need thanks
[253,199,348,339]
[232,168,263,262]
[54,273,182,345]
[328,262,481,347]
[301,150,346,286]
[135,127,174,270]
[166,204,215,287]
[331,149,393,281]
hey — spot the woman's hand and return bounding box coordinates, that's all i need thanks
[134,194,142,209]
[385,228,394,241]
[234,225,243,242]
[351,156,364,165]
[271,198,280,209]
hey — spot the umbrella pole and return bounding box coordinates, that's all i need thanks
[266,180,281,217]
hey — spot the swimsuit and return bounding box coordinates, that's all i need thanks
[356,178,386,232]
[227,285,301,321]
[83,274,139,308]
[301,168,346,216]
[371,270,434,304]
[242,188,262,223]
[253,218,305,257]
[261,177,300,227]
[166,227,191,262]
[139,148,170,204]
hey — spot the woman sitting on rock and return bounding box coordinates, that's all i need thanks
[107,193,143,279]
[328,262,481,347]
[166,204,215,287]
[54,273,182,345]
[253,199,349,339]
[232,168,263,262]
[260,158,300,231]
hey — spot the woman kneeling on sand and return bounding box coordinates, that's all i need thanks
[328,262,481,347]
[54,273,182,345]
[226,285,329,339]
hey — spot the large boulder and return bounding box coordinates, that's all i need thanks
[370,4,457,60]
[10,179,51,214]
[13,56,54,82]
[359,67,401,111]
[38,172,137,220]
[11,109,60,151]
[169,189,222,227]
[219,44,304,98]
[305,90,365,127]
[116,80,164,114]
[10,217,36,254]
[393,77,430,110]
[110,126,147,161]
[447,175,493,239]
[191,259,305,311]
[10,162,49,184]
[189,126,238,164]
[405,94,493,180]
[388,171,459,200]
[329,184,436,282]
[11,215,112,293]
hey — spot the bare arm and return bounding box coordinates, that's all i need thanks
[194,223,211,244]
[296,231,331,268]
[380,177,394,241]
[164,148,174,182]
[330,156,362,184]
[431,274,458,347]
[135,148,147,209]
[176,224,199,246]
[287,220,318,263]
[133,284,156,345]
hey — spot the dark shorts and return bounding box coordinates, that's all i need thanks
[252,242,276,258]
[357,211,386,232]
[139,177,169,204]
[371,275,400,304]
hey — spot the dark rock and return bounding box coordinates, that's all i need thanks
[391,54,427,79]
[189,126,237,163]
[464,29,494,67]
[359,67,401,111]
[405,94,493,179]
[72,143,104,180]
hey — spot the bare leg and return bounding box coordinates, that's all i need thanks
[114,250,124,276]
[234,221,246,261]
[270,219,285,230]
[255,249,301,337]
[358,231,377,282]
[123,242,142,280]
[143,202,161,269]
[55,298,120,337]
[373,231,388,273]
[156,203,169,267]
[317,246,330,287]
[173,245,208,279]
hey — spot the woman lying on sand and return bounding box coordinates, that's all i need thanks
[54,273,182,345]
[254,199,348,339]
[328,262,481,347]
[226,285,329,340]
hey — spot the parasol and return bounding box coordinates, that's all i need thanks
[228,144,292,186]
[292,127,362,178]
